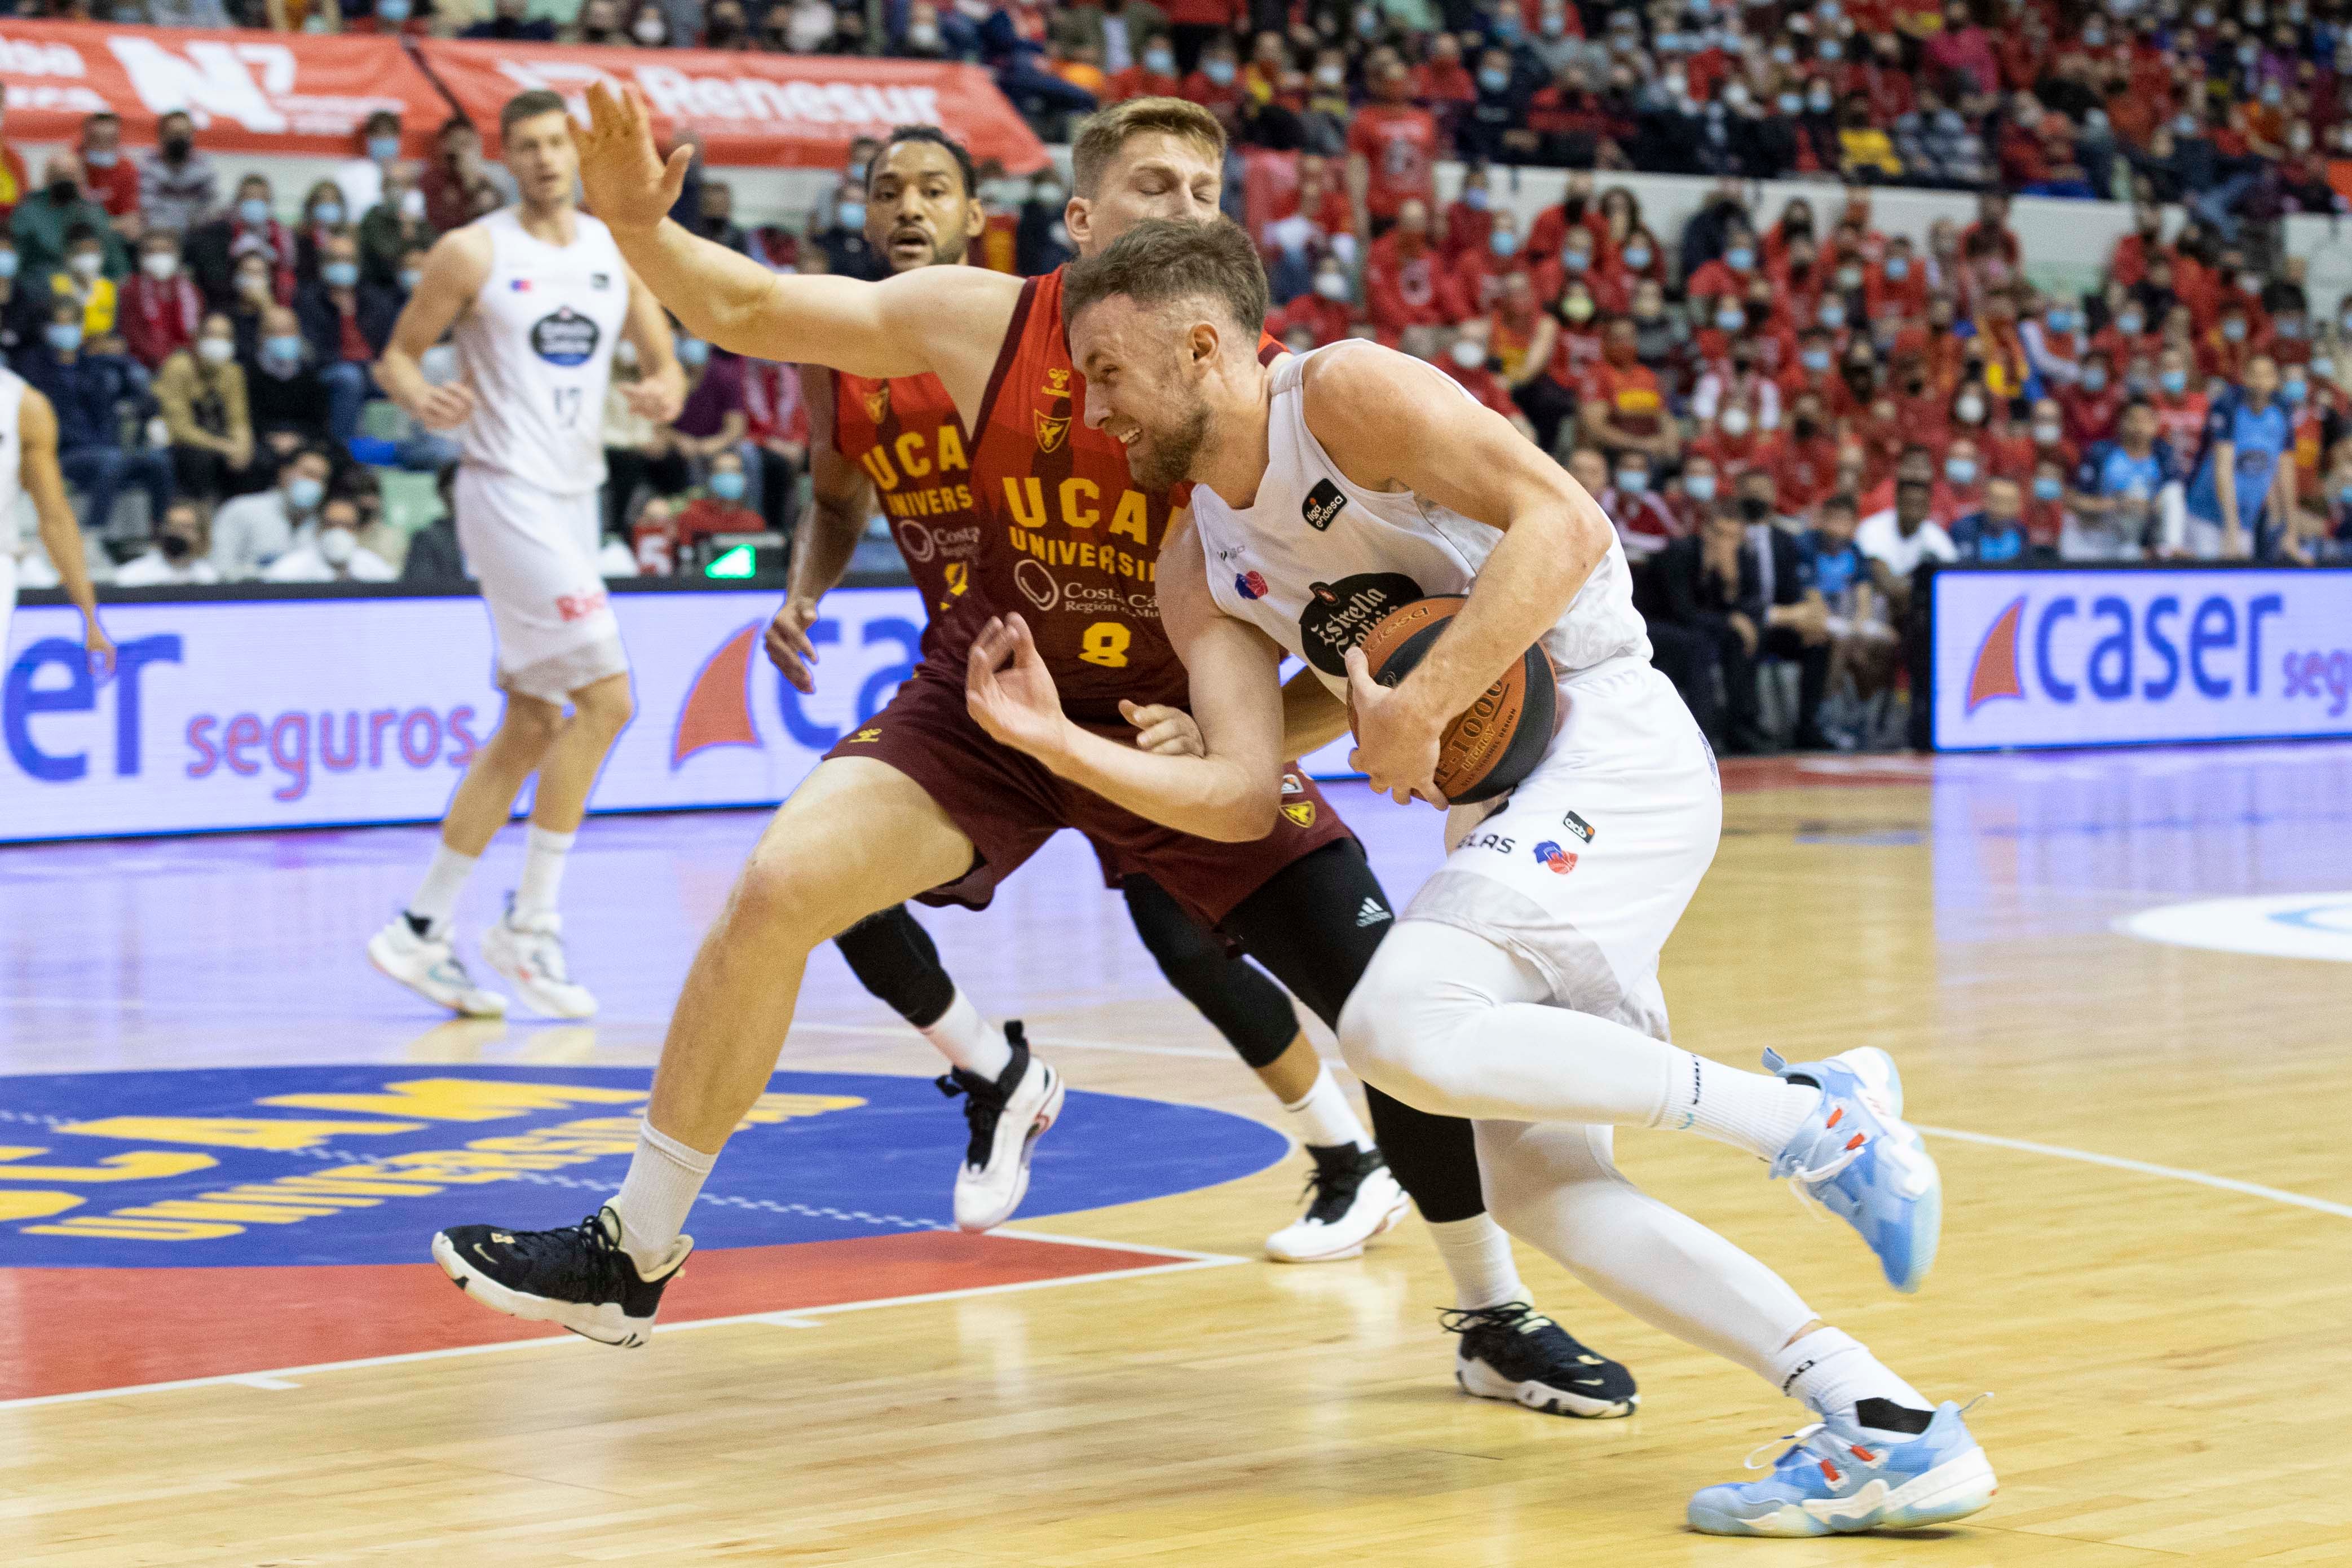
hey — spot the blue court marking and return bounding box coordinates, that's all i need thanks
[0,1066,1290,1269]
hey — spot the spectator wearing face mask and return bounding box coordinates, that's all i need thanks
[136,111,217,237]
[1949,474,2038,563]
[210,446,331,580]
[1348,63,1439,238]
[245,303,332,460]
[812,182,884,281]
[48,225,118,339]
[119,229,203,370]
[464,0,558,39]
[1102,34,1182,101]
[1017,173,1078,278]
[78,112,139,223]
[420,120,505,237]
[602,339,694,542]
[1440,319,1534,436]
[295,228,399,448]
[264,492,396,583]
[1797,493,1893,732]
[335,111,408,227]
[1178,37,1247,131]
[663,448,769,567]
[361,170,433,289]
[1580,315,1676,467]
[2060,351,2125,447]
[1362,200,1466,357]
[186,176,294,313]
[1273,259,1356,347]
[12,154,126,286]
[24,296,174,535]
[1594,447,1683,563]
[1449,211,1528,317]
[156,312,259,504]
[665,330,756,489]
[1062,0,1168,77]
[115,500,222,587]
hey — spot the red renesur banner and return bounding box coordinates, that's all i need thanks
[414,39,1049,174]
[0,20,447,157]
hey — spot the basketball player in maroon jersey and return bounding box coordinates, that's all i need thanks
[791,126,1410,1258]
[432,91,1636,1421]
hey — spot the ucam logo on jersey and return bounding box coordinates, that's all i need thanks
[1931,567,2352,751]
[1,586,927,843]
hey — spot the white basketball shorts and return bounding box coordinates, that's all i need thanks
[454,464,626,704]
[1401,659,1722,1043]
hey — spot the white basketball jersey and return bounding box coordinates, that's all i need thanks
[453,207,629,496]
[0,368,27,554]
[1190,342,1650,697]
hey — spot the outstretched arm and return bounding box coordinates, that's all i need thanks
[967,525,1286,842]
[1310,345,1610,801]
[576,84,1012,408]
[20,389,110,675]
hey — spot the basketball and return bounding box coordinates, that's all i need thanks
[1349,596,1556,804]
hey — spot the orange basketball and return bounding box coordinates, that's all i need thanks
[1348,596,1557,805]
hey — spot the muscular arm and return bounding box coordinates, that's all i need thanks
[765,365,871,693]
[575,83,1011,417]
[21,389,109,671]
[967,524,1286,842]
[1310,344,1611,773]
[378,224,489,430]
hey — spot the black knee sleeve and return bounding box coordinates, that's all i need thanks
[1122,874,1298,1070]
[1223,839,1489,1222]
[832,904,956,1029]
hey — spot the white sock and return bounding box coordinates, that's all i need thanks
[608,1118,716,1273]
[407,843,478,939]
[1769,1326,1930,1429]
[514,826,576,920]
[1423,1212,1526,1311]
[1660,1052,1822,1162]
[1282,1063,1373,1151]
[920,988,1014,1080]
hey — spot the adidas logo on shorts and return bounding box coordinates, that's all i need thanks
[1355,897,1392,928]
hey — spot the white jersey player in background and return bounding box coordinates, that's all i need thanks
[369,90,683,1019]
[964,219,1996,1539]
[0,364,112,678]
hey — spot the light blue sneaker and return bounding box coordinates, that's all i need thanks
[1766,1046,1941,1292]
[1688,1401,1997,1536]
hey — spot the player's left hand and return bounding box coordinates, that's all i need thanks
[1120,701,1203,757]
[622,364,686,424]
[968,614,1071,761]
[83,612,114,679]
[1343,646,1445,808]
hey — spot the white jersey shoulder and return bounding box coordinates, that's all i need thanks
[1187,340,1649,696]
[0,366,27,554]
[452,206,629,497]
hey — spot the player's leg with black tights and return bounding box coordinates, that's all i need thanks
[833,904,1013,1079]
[1215,840,1488,1228]
[1120,873,1320,1101]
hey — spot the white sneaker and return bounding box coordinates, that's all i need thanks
[369,916,507,1018]
[1265,1143,1411,1262]
[480,900,598,1019]
[938,1023,1065,1233]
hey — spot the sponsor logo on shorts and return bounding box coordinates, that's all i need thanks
[1465,831,1515,854]
[555,589,608,624]
[1282,772,1303,794]
[1302,477,1346,532]
[1562,810,1595,844]
[530,307,601,368]
[848,727,882,744]
[1533,841,1577,874]
[1282,801,1317,828]
[1297,573,1426,677]
[1235,569,1269,600]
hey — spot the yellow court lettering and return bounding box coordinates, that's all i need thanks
[56,1117,427,1151]
[259,1078,647,1123]
[0,1147,218,1182]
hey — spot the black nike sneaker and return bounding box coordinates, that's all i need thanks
[431,1205,691,1348]
[1265,1142,1411,1262]
[936,1021,1065,1233]
[1443,1301,1639,1418]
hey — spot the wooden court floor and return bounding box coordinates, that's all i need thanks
[5,747,2350,1565]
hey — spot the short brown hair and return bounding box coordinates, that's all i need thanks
[499,90,570,140]
[1069,96,1225,197]
[1061,217,1268,343]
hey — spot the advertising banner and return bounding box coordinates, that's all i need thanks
[414,39,1049,173]
[0,20,445,157]
[1931,566,2352,751]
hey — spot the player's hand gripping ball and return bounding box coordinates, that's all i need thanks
[1345,597,1556,806]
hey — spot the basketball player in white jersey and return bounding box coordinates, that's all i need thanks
[965,219,1996,1538]
[0,364,111,677]
[368,90,684,1018]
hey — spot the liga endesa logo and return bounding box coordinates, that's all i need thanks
[670,615,921,768]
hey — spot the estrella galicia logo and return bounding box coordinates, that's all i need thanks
[1302,477,1346,532]
[530,306,601,368]
[1533,840,1576,874]
[1561,810,1595,843]
[1235,569,1269,600]
[1297,572,1423,676]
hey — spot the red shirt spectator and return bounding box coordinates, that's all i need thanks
[743,359,809,449]
[1362,222,1466,335]
[1444,350,1522,419]
[1349,69,1440,225]
[1685,247,1761,306]
[1525,186,1605,268]
[118,258,204,370]
[82,151,139,221]
[1162,0,1240,24]
[1772,424,1842,513]
[1180,60,1247,127]
[1273,288,1354,347]
[1441,190,1494,262]
[1413,42,1477,109]
[1687,419,1784,482]
[1101,63,1182,103]
[1583,344,1668,448]
[2060,375,2127,447]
